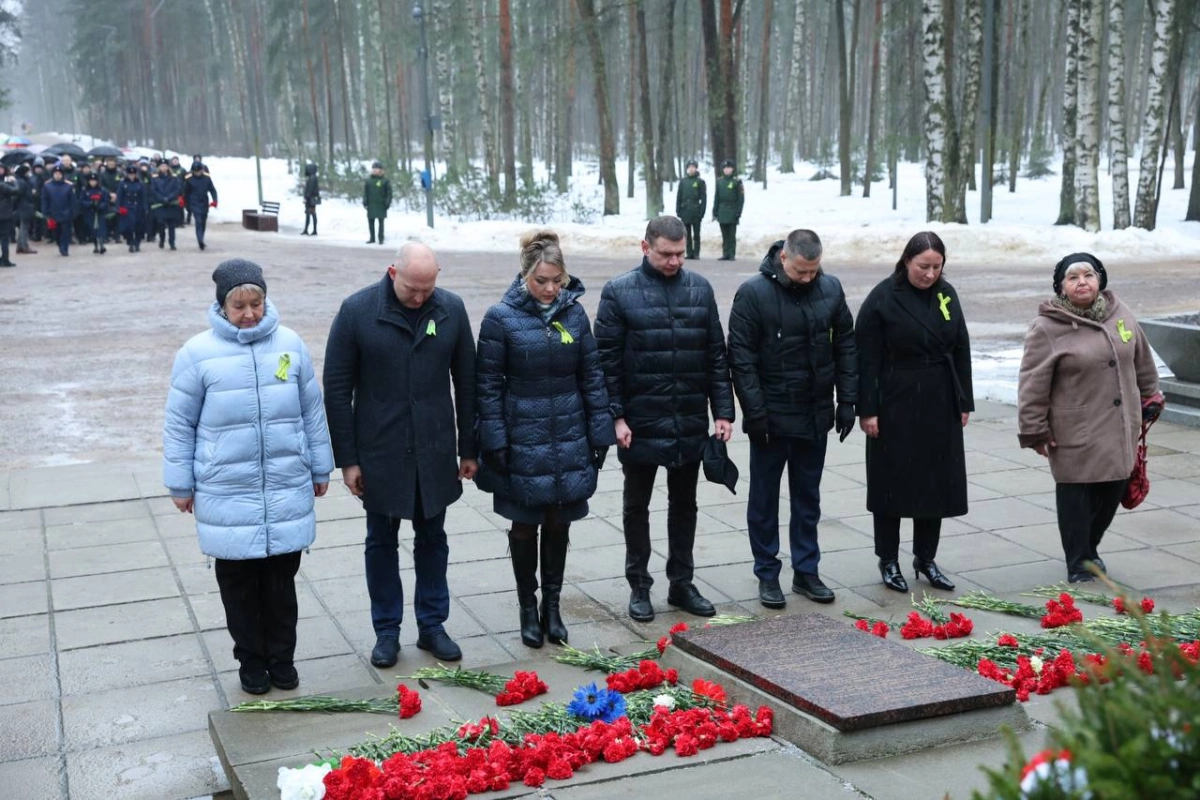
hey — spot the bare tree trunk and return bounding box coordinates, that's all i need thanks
[980,0,999,221]
[1187,79,1200,219]
[948,0,982,223]
[1106,0,1131,227]
[499,0,517,208]
[922,0,947,222]
[1133,0,1175,230]
[700,0,728,161]
[720,0,739,163]
[577,0,620,215]
[655,0,678,185]
[1056,0,1081,225]
[752,0,774,185]
[1007,0,1029,193]
[780,0,805,173]
[555,0,577,193]
[834,0,860,196]
[432,0,459,178]
[321,34,336,165]
[863,0,882,197]
[626,2,636,199]
[466,0,499,196]
[301,0,323,166]
[634,0,662,216]
[1075,0,1102,231]
[1166,19,1188,191]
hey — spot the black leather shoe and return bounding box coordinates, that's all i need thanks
[239,665,270,695]
[667,583,716,617]
[1090,557,1106,574]
[518,605,544,649]
[1068,571,1095,583]
[913,558,955,591]
[268,663,299,690]
[416,630,462,662]
[758,579,786,609]
[879,559,908,593]
[792,573,835,603]
[628,588,655,622]
[370,634,401,667]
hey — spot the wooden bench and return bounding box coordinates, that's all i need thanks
[241,201,280,232]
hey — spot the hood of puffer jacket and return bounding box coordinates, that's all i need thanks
[208,297,281,344]
[759,240,823,291]
[499,273,585,318]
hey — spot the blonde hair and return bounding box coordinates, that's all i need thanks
[518,229,569,285]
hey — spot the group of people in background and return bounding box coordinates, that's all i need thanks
[0,152,217,267]
[163,214,1162,697]
[675,158,745,261]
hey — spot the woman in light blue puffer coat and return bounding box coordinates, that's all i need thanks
[163,259,334,696]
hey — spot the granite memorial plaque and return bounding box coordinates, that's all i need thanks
[671,613,1014,732]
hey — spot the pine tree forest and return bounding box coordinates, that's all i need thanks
[4,0,1200,229]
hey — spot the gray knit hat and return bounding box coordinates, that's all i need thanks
[213,259,267,306]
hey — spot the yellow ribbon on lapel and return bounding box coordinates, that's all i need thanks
[426,319,437,337]
[1116,319,1133,343]
[937,292,952,321]
[551,321,575,344]
[275,354,290,381]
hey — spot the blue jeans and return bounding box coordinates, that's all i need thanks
[364,504,449,638]
[747,435,827,580]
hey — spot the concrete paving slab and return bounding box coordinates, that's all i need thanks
[216,653,378,705]
[0,756,66,800]
[1162,541,1200,566]
[48,539,170,579]
[1098,547,1200,591]
[447,556,540,597]
[292,543,366,581]
[959,559,1073,594]
[62,675,222,750]
[163,535,211,566]
[0,509,41,531]
[57,634,212,696]
[443,502,502,534]
[10,467,142,510]
[156,512,203,539]
[0,613,50,658]
[931,531,1048,570]
[312,495,365,523]
[968,467,1056,497]
[203,615,352,674]
[1137,478,1200,508]
[1109,507,1200,546]
[45,516,161,551]
[0,653,55,704]
[305,573,378,617]
[961,497,1059,531]
[0,526,43,557]
[65,729,228,800]
[42,499,150,527]
[307,517,365,550]
[188,583,324,633]
[0,699,59,759]
[0,580,49,618]
[55,597,195,650]
[444,529,508,563]
[51,567,181,611]
[0,543,44,588]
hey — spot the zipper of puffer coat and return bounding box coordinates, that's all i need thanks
[251,342,269,556]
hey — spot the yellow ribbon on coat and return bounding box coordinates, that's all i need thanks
[1116,319,1133,343]
[426,319,437,336]
[937,292,952,321]
[275,354,290,381]
[551,321,575,344]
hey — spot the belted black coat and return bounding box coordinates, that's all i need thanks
[323,274,477,520]
[728,241,857,440]
[594,258,735,468]
[475,276,615,507]
[856,275,974,518]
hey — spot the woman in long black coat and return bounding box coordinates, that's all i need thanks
[856,231,973,593]
[476,230,615,649]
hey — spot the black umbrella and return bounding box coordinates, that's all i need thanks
[0,149,34,167]
[88,144,124,158]
[43,142,88,158]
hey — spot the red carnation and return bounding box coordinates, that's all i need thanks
[397,684,422,719]
[1140,597,1155,614]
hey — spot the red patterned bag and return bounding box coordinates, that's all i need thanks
[1122,394,1163,510]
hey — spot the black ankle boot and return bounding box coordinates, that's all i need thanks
[878,559,908,592]
[540,527,570,645]
[913,558,955,590]
[508,533,543,648]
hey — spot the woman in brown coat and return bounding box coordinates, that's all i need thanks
[1017,253,1162,583]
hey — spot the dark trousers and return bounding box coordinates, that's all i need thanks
[90,218,106,246]
[52,220,70,255]
[303,206,317,233]
[159,222,176,247]
[193,211,208,245]
[0,224,10,262]
[622,459,700,590]
[684,220,702,258]
[364,495,449,637]
[368,216,385,242]
[1056,480,1126,574]
[747,435,827,580]
[214,551,302,671]
[874,515,943,562]
[719,223,737,259]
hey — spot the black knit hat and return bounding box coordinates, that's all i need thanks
[213,259,267,306]
[1053,252,1107,296]
[721,158,735,169]
[686,159,698,168]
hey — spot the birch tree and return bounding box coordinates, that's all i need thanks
[1074,0,1102,231]
[779,1,805,173]
[922,0,948,222]
[1107,0,1131,229]
[498,0,517,208]
[1056,0,1081,225]
[751,0,774,185]
[466,0,499,196]
[947,0,983,224]
[432,0,460,178]
[577,0,620,215]
[1132,0,1175,230]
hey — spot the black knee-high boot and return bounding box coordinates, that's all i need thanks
[508,531,543,648]
[540,526,570,645]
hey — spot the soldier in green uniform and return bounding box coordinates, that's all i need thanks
[712,158,744,261]
[363,161,393,245]
[675,159,707,259]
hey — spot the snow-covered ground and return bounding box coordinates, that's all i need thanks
[17,133,1198,405]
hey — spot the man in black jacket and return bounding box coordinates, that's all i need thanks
[323,242,477,667]
[727,229,857,607]
[595,216,736,623]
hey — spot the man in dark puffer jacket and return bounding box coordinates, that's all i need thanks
[595,215,736,624]
[727,230,857,608]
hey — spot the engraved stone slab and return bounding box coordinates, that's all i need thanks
[671,614,1014,732]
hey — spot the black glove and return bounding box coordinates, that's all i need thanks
[745,416,769,446]
[835,403,856,442]
[484,449,509,475]
[592,447,608,471]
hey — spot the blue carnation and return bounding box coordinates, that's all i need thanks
[568,683,627,723]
